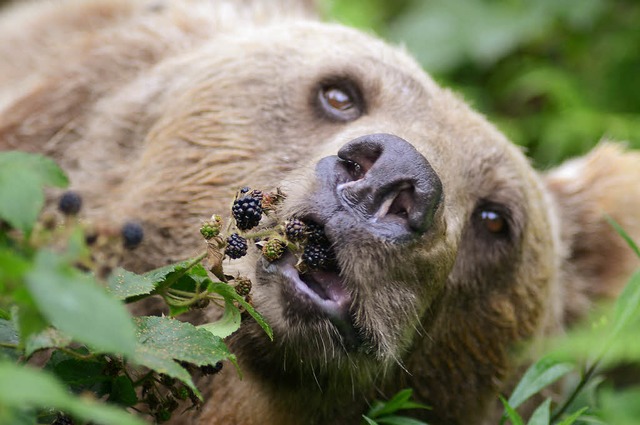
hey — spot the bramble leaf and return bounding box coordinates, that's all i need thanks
[26,250,137,357]
[0,361,145,425]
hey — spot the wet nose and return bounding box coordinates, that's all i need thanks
[335,133,442,236]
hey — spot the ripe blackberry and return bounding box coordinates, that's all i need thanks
[305,221,329,245]
[284,218,307,242]
[262,238,287,262]
[302,243,333,270]
[225,233,248,259]
[232,195,262,230]
[121,221,144,249]
[57,191,82,216]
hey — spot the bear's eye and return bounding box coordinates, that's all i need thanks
[473,203,511,238]
[479,210,507,234]
[317,82,363,122]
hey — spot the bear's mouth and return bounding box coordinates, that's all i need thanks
[267,251,357,343]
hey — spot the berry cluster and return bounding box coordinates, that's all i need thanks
[199,185,340,306]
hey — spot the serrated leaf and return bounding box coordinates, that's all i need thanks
[0,151,68,234]
[500,395,525,425]
[209,282,273,340]
[198,300,242,339]
[0,361,145,425]
[107,268,157,301]
[26,250,137,357]
[507,356,574,409]
[133,316,236,398]
[527,398,551,425]
[133,348,200,397]
[25,327,72,357]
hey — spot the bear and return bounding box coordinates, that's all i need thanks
[1,0,639,424]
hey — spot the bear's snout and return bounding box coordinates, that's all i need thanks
[313,133,443,243]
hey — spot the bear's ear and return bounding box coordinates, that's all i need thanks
[544,143,640,324]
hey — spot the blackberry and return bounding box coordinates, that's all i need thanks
[305,221,329,245]
[284,218,307,242]
[52,414,74,425]
[225,233,248,259]
[302,243,333,270]
[234,277,252,297]
[57,191,82,216]
[262,238,287,262]
[200,215,222,239]
[232,195,262,230]
[121,221,144,249]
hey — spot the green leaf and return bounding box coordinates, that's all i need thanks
[612,270,640,336]
[367,389,429,418]
[0,361,145,425]
[11,294,49,342]
[26,250,137,357]
[51,357,110,395]
[198,300,242,339]
[107,267,157,301]
[109,375,138,407]
[209,282,273,340]
[526,398,551,425]
[25,327,72,357]
[376,416,430,425]
[507,356,574,409]
[0,319,19,360]
[556,407,589,425]
[605,215,640,258]
[0,151,68,234]
[0,248,31,281]
[362,416,379,425]
[133,316,236,397]
[500,395,525,425]
[598,386,640,425]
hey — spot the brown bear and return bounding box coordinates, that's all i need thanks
[1,0,639,424]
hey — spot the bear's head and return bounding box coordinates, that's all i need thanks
[117,22,637,424]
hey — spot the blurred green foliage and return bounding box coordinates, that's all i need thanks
[321,0,640,168]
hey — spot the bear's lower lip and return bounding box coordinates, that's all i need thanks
[276,253,352,322]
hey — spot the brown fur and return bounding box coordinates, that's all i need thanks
[1,1,639,424]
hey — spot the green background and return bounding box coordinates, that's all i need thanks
[321,0,640,168]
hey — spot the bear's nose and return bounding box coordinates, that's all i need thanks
[334,133,442,237]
